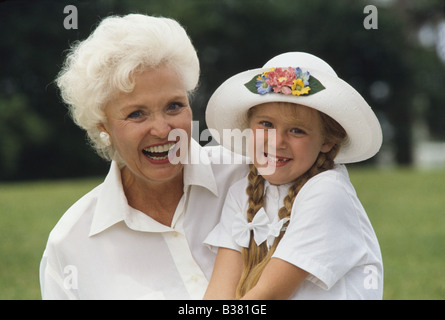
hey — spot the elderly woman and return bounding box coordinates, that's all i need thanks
[39,14,247,299]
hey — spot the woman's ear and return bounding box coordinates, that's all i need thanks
[97,123,107,133]
[97,123,111,147]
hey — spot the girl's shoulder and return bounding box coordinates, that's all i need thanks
[298,164,355,200]
[290,165,363,222]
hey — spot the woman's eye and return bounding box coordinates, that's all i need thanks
[127,110,143,119]
[166,102,184,113]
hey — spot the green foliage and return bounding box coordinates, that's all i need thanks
[0,95,50,174]
[0,0,444,180]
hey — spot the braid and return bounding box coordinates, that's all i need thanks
[236,164,268,298]
[246,164,265,221]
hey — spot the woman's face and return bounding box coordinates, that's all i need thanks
[249,102,333,185]
[101,65,192,186]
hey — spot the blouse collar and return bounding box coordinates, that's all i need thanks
[88,139,218,236]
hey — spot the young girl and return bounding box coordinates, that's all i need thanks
[203,52,383,300]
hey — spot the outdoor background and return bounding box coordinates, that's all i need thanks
[0,0,444,299]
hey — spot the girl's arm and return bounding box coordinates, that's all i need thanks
[240,257,308,300]
[203,248,243,300]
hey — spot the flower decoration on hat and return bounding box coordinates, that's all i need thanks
[245,67,325,96]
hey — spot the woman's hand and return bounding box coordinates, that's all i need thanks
[240,257,308,300]
[204,248,243,300]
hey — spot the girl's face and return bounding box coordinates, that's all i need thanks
[249,102,333,185]
[100,65,192,187]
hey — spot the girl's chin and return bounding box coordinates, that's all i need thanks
[256,164,298,186]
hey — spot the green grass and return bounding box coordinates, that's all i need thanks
[348,166,445,300]
[0,177,102,300]
[0,167,444,300]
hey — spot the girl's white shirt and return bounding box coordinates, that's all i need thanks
[204,164,383,300]
[39,140,248,300]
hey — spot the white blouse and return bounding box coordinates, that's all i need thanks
[39,140,248,299]
[205,165,383,299]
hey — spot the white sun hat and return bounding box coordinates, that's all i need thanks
[205,52,382,164]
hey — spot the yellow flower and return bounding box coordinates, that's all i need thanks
[291,78,311,96]
[262,68,275,77]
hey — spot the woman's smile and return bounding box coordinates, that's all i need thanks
[142,141,177,163]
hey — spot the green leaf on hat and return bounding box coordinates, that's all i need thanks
[244,76,259,94]
[307,76,326,94]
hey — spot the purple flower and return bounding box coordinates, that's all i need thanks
[295,67,310,86]
[256,75,272,95]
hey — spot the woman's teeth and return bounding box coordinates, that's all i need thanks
[143,142,176,160]
[144,142,175,153]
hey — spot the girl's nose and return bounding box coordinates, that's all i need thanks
[271,130,287,150]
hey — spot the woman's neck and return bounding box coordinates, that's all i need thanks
[120,166,185,227]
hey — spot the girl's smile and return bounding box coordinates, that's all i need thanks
[264,153,292,167]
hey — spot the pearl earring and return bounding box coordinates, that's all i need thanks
[99,132,111,147]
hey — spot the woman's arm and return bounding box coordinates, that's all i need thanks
[204,248,243,300]
[240,257,308,300]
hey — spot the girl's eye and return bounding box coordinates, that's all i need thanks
[259,121,273,128]
[290,127,306,135]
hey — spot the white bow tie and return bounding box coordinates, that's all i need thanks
[266,217,290,248]
[232,208,290,248]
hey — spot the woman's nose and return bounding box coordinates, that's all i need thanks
[149,116,172,138]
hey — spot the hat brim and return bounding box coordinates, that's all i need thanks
[206,67,382,164]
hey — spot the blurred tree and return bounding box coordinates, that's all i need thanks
[393,0,445,141]
[0,0,121,180]
[0,0,443,180]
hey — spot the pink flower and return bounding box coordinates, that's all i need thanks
[266,67,296,95]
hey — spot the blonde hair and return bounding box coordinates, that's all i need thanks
[56,14,199,160]
[236,104,347,299]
